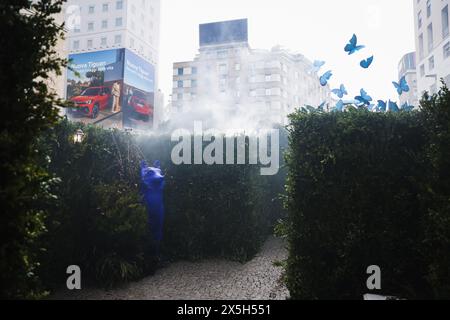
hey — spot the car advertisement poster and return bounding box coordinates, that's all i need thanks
[122,49,155,130]
[66,49,125,128]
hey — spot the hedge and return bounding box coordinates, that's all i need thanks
[36,120,287,290]
[283,86,450,300]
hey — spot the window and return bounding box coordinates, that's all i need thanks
[418,10,423,29]
[191,67,197,75]
[235,63,241,71]
[116,1,123,10]
[420,64,425,77]
[429,56,435,70]
[419,34,424,59]
[443,5,449,38]
[430,84,437,94]
[102,3,109,12]
[115,17,123,27]
[101,37,107,46]
[177,80,183,88]
[220,78,227,87]
[73,40,79,50]
[177,93,183,101]
[88,22,94,31]
[102,20,107,29]
[114,34,122,44]
[427,23,434,52]
[444,42,450,59]
[88,5,95,14]
[74,26,81,33]
[87,39,93,48]
[426,0,431,18]
[217,50,227,59]
[177,68,184,76]
[191,80,197,88]
[218,64,228,74]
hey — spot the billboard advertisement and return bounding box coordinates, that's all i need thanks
[122,49,155,130]
[66,49,125,128]
[66,49,155,130]
[199,19,248,46]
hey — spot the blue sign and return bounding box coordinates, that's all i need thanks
[67,49,124,84]
[123,49,155,93]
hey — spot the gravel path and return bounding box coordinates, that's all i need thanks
[54,237,289,300]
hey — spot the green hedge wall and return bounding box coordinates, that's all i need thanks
[283,86,450,300]
[37,120,286,290]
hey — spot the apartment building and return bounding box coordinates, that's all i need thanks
[414,0,450,95]
[172,19,331,126]
[398,52,419,106]
[65,0,160,71]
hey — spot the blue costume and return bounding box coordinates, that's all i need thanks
[140,160,165,244]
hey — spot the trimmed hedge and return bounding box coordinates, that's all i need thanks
[37,120,286,290]
[283,86,450,299]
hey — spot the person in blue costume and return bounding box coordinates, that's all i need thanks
[140,160,165,272]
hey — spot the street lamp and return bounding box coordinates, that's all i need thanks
[73,129,85,144]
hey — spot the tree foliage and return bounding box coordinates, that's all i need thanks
[0,0,66,299]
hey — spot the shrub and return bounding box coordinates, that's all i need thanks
[283,87,450,299]
[37,121,148,289]
[37,120,286,290]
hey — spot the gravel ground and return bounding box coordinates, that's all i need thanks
[54,237,289,300]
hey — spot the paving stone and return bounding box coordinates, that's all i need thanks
[52,237,289,300]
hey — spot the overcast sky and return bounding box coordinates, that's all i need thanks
[159,0,415,104]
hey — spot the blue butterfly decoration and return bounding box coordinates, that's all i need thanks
[332,84,348,98]
[319,70,333,86]
[311,60,326,73]
[355,89,373,106]
[388,100,399,112]
[377,100,387,112]
[335,100,344,112]
[392,76,410,95]
[318,101,326,111]
[401,102,414,111]
[344,34,365,55]
[360,56,374,69]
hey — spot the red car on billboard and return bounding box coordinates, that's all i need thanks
[69,86,112,119]
[128,90,153,122]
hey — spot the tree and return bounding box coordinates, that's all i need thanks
[0,0,66,299]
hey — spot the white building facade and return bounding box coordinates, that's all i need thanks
[65,0,160,91]
[398,52,419,106]
[413,0,450,95]
[172,19,331,126]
